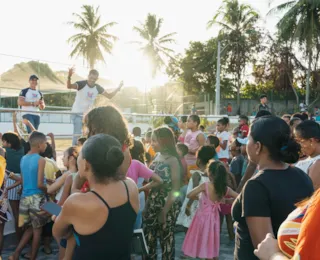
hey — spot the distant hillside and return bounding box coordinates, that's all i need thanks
[0,61,113,94]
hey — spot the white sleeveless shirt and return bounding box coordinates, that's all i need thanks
[295,155,320,174]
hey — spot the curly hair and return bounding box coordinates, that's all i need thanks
[85,106,132,147]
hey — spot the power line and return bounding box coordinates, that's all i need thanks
[0,52,89,68]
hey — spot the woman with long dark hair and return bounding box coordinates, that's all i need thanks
[143,127,182,259]
[71,105,132,193]
[232,116,313,260]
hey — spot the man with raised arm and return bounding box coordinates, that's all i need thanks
[18,75,45,133]
[67,68,123,145]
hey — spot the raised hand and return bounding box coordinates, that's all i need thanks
[117,80,124,90]
[68,67,75,78]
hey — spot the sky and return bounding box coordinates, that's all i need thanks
[0,0,283,90]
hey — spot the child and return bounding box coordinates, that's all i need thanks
[206,135,220,160]
[176,146,215,235]
[9,131,48,260]
[1,132,24,241]
[236,137,248,177]
[132,127,142,141]
[77,137,87,147]
[145,131,156,160]
[53,147,79,260]
[176,143,189,185]
[229,139,244,186]
[238,115,249,138]
[182,161,238,260]
[0,147,22,255]
[216,117,230,164]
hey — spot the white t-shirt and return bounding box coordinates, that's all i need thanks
[216,131,230,159]
[71,80,105,113]
[19,88,43,116]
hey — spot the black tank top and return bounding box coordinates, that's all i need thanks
[73,181,137,260]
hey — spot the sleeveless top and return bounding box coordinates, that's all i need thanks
[295,154,320,174]
[184,130,202,165]
[73,181,137,260]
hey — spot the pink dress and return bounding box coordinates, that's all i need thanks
[182,182,226,259]
[184,130,202,166]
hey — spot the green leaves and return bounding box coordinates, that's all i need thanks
[132,13,177,78]
[67,5,118,69]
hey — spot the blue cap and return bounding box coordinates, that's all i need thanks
[29,75,39,80]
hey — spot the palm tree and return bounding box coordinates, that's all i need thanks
[132,14,177,77]
[268,0,320,106]
[207,0,260,111]
[68,5,118,69]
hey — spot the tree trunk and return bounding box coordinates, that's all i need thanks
[236,72,241,115]
[306,52,312,106]
[287,74,299,107]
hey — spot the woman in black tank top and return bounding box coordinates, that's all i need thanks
[52,134,139,260]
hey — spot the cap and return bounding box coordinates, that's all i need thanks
[29,75,39,81]
[236,137,248,145]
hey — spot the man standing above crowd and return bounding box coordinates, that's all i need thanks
[258,94,270,112]
[67,68,123,145]
[18,75,45,133]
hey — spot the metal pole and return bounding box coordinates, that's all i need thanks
[215,41,221,115]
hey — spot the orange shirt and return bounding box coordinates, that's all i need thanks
[278,189,320,259]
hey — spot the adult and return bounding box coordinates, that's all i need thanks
[71,105,132,193]
[258,94,270,112]
[294,120,320,190]
[144,127,182,259]
[232,116,313,260]
[53,134,139,260]
[18,75,45,133]
[67,68,123,145]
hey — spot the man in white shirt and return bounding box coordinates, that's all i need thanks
[67,68,123,145]
[17,75,45,133]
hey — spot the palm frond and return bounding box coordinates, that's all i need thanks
[133,26,149,40]
[267,1,297,16]
[158,32,177,42]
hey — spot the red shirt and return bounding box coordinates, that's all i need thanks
[239,124,249,137]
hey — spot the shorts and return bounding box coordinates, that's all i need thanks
[6,177,21,200]
[19,194,48,229]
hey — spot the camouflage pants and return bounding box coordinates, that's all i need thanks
[143,199,180,260]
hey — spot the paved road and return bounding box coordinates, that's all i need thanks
[3,224,234,259]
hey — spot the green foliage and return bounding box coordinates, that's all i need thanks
[132,14,176,78]
[68,5,118,69]
[167,38,235,97]
[208,0,262,106]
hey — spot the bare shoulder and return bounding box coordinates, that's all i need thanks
[165,156,179,166]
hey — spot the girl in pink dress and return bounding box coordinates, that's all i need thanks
[182,161,238,260]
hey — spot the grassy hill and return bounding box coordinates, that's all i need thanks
[0,61,113,95]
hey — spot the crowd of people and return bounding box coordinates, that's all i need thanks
[1,71,320,260]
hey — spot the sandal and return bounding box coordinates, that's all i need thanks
[21,253,31,259]
[42,247,53,255]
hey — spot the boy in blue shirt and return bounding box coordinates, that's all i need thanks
[10,131,48,260]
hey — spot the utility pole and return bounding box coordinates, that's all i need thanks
[215,41,221,115]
